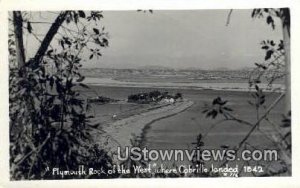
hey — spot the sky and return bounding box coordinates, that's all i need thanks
[24,10,283,70]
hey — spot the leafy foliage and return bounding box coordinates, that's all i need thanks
[202,97,233,119]
[9,11,111,180]
[249,8,288,89]
[202,8,291,177]
[247,84,266,108]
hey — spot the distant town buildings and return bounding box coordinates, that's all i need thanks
[81,68,284,83]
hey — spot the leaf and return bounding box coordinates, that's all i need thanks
[76,76,85,82]
[60,40,65,49]
[65,39,71,46]
[251,10,256,18]
[93,28,99,35]
[266,16,275,29]
[78,11,86,18]
[212,97,227,105]
[63,37,72,46]
[89,54,93,59]
[212,110,218,119]
[260,98,265,105]
[27,22,33,33]
[206,111,212,118]
[212,97,221,105]
[102,38,108,46]
[265,50,274,60]
[281,118,291,127]
[247,100,254,106]
[277,40,284,51]
[47,49,54,56]
[79,83,89,89]
[202,109,208,113]
[255,63,267,70]
[220,144,229,149]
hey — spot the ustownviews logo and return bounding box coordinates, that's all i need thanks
[117,147,278,162]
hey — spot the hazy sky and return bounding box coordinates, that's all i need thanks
[24,10,283,70]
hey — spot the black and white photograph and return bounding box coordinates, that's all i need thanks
[7,8,292,181]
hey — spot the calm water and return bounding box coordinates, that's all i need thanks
[82,85,287,175]
[83,77,284,92]
[82,85,284,151]
[142,89,284,150]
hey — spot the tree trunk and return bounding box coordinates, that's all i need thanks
[283,26,290,114]
[280,8,291,173]
[281,9,291,115]
[13,11,26,70]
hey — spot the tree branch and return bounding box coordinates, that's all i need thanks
[226,9,233,26]
[30,11,70,68]
[219,92,285,168]
[237,92,285,149]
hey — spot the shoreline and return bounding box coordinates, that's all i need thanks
[91,100,194,161]
[83,77,285,93]
[139,102,194,148]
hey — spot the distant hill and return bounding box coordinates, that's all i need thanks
[135,65,173,70]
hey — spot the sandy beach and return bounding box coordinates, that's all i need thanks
[90,99,194,160]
